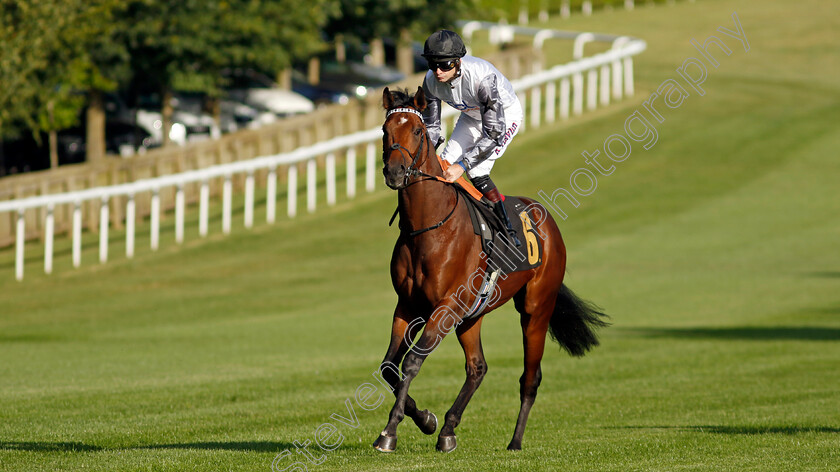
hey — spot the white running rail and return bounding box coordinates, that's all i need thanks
[1,28,645,280]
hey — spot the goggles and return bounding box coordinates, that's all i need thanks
[427,59,459,72]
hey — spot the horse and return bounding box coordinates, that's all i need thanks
[373,86,608,453]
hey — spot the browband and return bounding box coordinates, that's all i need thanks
[387,107,424,119]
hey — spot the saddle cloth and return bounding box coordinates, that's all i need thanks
[456,186,544,277]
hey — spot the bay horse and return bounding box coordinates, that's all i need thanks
[374,87,608,453]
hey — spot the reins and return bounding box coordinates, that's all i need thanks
[385,107,461,237]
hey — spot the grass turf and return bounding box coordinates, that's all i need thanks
[1,0,839,470]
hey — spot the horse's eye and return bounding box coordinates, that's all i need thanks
[413,128,422,136]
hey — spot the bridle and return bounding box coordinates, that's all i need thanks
[384,106,460,237]
[383,107,436,185]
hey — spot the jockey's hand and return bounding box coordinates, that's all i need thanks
[443,163,465,182]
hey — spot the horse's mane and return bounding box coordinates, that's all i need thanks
[387,88,416,109]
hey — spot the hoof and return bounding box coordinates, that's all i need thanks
[436,435,457,453]
[413,410,438,435]
[373,433,397,452]
[506,441,522,451]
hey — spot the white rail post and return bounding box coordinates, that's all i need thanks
[560,77,571,119]
[346,147,357,198]
[587,68,598,111]
[611,37,631,100]
[366,142,376,192]
[582,0,592,16]
[288,165,298,218]
[267,167,277,224]
[307,158,317,213]
[545,80,557,124]
[572,72,584,116]
[572,33,593,117]
[624,56,635,97]
[561,0,570,18]
[175,185,185,243]
[15,209,24,281]
[600,64,611,106]
[99,196,109,263]
[45,204,54,274]
[126,194,135,258]
[72,201,82,267]
[530,85,542,129]
[199,181,209,236]
[326,152,336,206]
[244,172,255,228]
[625,0,634,10]
[222,176,232,234]
[151,189,160,250]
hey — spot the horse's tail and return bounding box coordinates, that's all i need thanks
[548,284,610,357]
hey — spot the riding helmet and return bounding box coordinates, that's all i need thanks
[422,30,467,59]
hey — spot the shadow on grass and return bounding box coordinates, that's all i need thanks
[615,425,840,435]
[803,271,840,279]
[0,442,104,452]
[1,440,296,453]
[619,326,840,341]
[140,441,296,452]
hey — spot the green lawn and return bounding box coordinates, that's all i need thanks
[2,0,839,470]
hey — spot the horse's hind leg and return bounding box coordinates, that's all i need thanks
[436,316,487,453]
[508,290,553,451]
[373,307,438,452]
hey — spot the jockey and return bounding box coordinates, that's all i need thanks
[421,29,523,247]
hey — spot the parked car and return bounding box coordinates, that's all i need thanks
[222,68,315,118]
[290,69,350,106]
[348,38,428,73]
[301,58,406,101]
[0,121,156,175]
[219,99,277,132]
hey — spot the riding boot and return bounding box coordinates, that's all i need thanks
[492,200,522,248]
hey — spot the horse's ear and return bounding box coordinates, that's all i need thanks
[382,87,394,110]
[413,86,427,112]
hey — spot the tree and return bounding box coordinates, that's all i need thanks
[0,0,126,167]
[117,0,338,146]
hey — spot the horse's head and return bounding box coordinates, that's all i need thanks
[382,87,432,190]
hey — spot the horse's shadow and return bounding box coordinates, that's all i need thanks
[613,425,840,435]
[0,440,296,453]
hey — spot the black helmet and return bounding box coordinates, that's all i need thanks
[422,30,466,59]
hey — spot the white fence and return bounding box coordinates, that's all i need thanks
[0,27,645,280]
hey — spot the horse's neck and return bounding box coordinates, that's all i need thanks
[398,148,454,230]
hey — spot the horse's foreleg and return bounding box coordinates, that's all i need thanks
[375,314,450,452]
[436,316,487,453]
[376,313,437,435]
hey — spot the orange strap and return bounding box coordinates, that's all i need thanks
[436,155,484,201]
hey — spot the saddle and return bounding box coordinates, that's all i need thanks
[455,186,543,276]
[438,157,543,277]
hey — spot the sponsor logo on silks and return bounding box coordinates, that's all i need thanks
[446,100,479,111]
[494,122,519,155]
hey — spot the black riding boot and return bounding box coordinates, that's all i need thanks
[492,200,521,247]
[471,175,522,247]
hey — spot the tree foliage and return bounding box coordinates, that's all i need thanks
[324,0,477,44]
[1,0,483,165]
[119,0,338,97]
[0,0,124,140]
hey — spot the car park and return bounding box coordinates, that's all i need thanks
[222,68,315,118]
